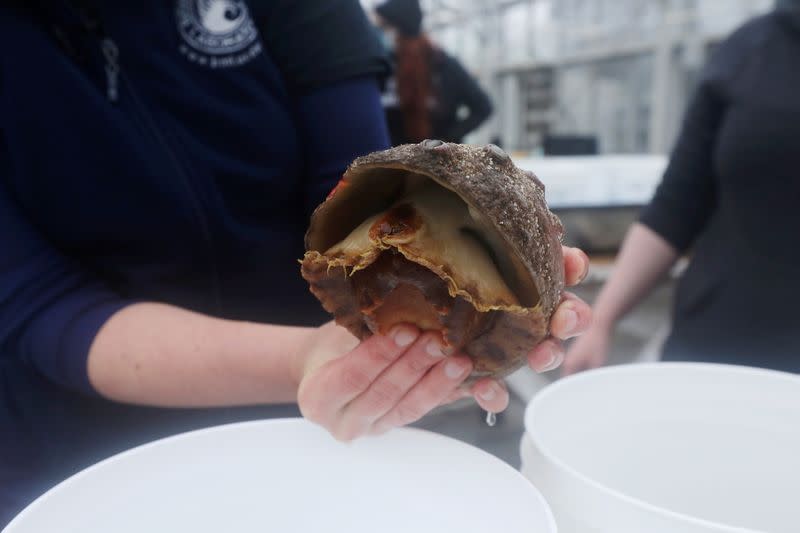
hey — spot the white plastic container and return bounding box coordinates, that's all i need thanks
[5,419,556,533]
[521,363,800,533]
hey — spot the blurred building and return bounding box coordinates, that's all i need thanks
[391,0,774,153]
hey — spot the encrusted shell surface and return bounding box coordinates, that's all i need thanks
[301,141,565,379]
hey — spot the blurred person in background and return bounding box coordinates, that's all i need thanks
[372,0,493,145]
[0,0,591,526]
[564,1,800,375]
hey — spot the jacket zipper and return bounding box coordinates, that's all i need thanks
[100,37,119,103]
[54,4,223,312]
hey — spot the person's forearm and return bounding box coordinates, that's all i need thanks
[592,223,679,331]
[87,303,311,407]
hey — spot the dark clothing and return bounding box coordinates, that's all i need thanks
[0,0,389,526]
[383,50,492,145]
[376,0,423,37]
[431,52,493,143]
[640,11,800,372]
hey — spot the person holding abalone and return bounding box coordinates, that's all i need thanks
[0,0,591,526]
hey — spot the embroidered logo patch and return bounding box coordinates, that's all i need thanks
[176,0,262,68]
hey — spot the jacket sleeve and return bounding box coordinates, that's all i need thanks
[638,16,762,252]
[0,182,130,395]
[438,55,493,142]
[292,76,391,219]
[638,82,723,252]
[252,0,390,92]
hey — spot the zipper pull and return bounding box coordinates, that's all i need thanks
[101,37,120,103]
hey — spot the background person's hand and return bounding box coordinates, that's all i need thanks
[560,325,611,376]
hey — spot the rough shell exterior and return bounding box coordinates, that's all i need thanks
[302,141,565,379]
[339,141,565,319]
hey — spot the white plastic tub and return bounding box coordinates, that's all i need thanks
[5,419,556,533]
[521,363,800,533]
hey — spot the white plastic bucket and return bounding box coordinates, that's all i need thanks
[5,418,556,533]
[521,363,800,533]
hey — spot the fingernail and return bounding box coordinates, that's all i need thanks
[479,384,496,401]
[561,307,578,336]
[445,360,467,380]
[578,252,590,282]
[426,340,445,358]
[391,325,418,347]
[538,345,564,373]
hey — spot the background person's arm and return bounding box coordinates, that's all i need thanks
[562,224,678,374]
[582,224,678,334]
[563,59,728,374]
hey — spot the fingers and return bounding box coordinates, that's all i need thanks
[336,332,452,439]
[441,387,472,406]
[563,246,590,286]
[550,291,592,340]
[527,290,591,374]
[301,249,593,441]
[470,379,509,413]
[372,355,473,433]
[298,324,420,424]
[527,338,565,373]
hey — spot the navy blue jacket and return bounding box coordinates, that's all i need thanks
[0,1,389,524]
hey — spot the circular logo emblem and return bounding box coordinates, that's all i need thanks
[176,0,262,68]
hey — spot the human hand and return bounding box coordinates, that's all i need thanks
[522,246,593,375]
[295,246,592,441]
[296,322,491,441]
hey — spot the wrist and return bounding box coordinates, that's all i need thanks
[284,325,318,393]
[223,320,314,404]
[589,313,615,335]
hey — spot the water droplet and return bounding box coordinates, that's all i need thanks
[485,410,497,427]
